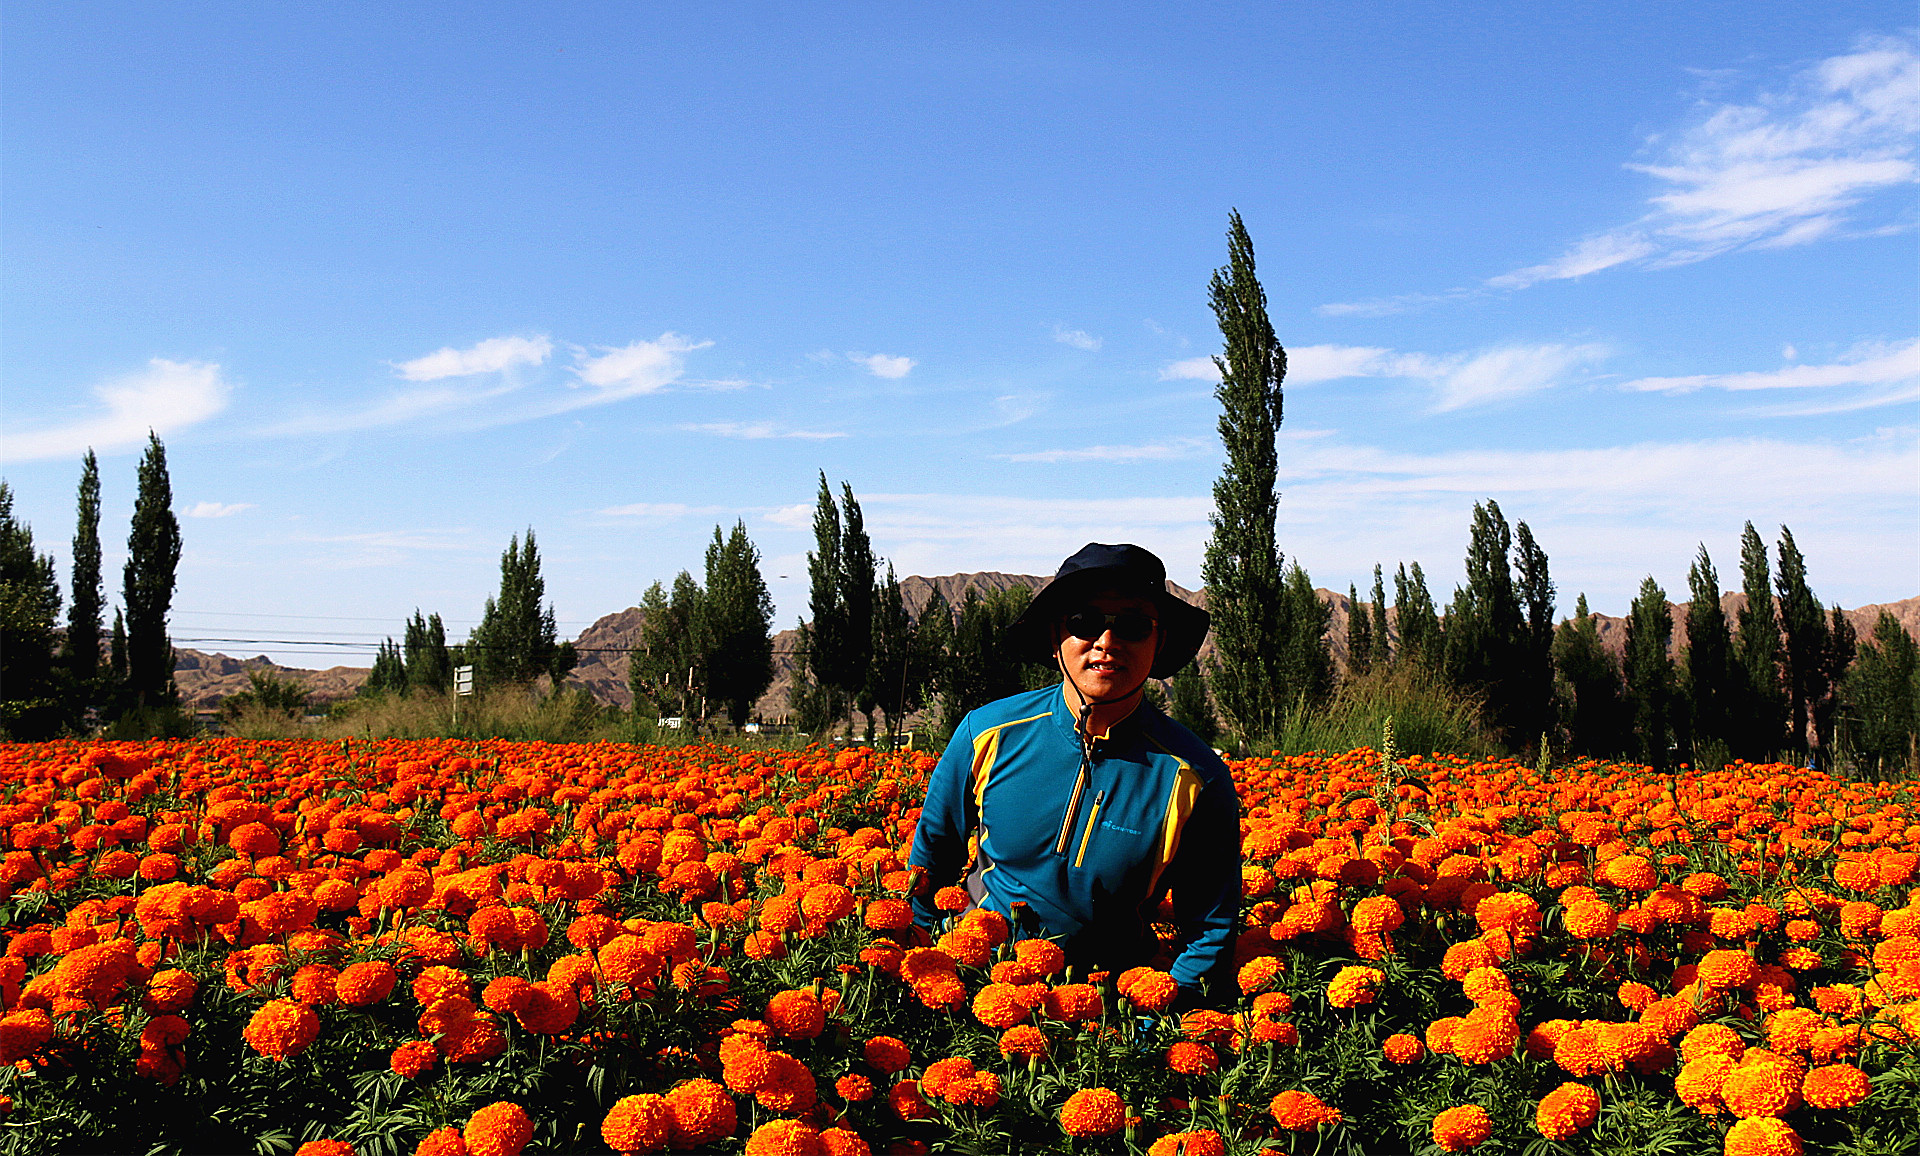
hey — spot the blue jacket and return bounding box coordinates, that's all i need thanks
[908,684,1240,989]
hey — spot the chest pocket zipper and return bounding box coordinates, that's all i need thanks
[1074,789,1108,869]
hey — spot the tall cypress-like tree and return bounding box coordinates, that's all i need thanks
[1553,593,1628,756]
[1368,564,1391,670]
[1774,526,1828,755]
[915,588,954,733]
[123,433,182,707]
[1683,545,1733,762]
[1733,521,1784,758]
[1514,521,1556,748]
[839,483,877,721]
[1200,210,1288,743]
[1624,576,1676,767]
[0,482,65,738]
[1346,584,1373,677]
[939,587,1045,734]
[363,639,408,697]
[1814,606,1857,762]
[1841,611,1919,778]
[404,611,452,692]
[470,529,572,687]
[1444,501,1525,740]
[630,574,707,721]
[869,564,927,742]
[68,451,104,687]
[703,522,775,728]
[801,473,847,722]
[1393,562,1442,669]
[1278,562,1333,707]
[1169,663,1218,746]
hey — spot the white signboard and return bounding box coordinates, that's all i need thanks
[454,665,475,696]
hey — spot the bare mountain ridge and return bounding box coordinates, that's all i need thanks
[174,577,1920,715]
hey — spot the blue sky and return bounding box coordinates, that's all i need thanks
[3,3,1915,667]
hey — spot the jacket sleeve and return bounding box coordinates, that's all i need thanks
[1163,761,1241,992]
[908,714,976,929]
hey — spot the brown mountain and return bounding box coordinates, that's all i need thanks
[172,649,369,711]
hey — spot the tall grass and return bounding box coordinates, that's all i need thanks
[1271,662,1496,757]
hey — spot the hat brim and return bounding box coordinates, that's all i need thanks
[1009,571,1209,680]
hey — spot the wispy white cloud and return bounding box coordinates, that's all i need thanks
[1494,36,1918,290]
[570,334,711,400]
[394,335,552,381]
[1,359,231,462]
[851,352,916,379]
[1052,326,1102,351]
[184,501,255,518]
[678,421,847,440]
[598,502,732,518]
[1000,437,1208,463]
[1159,356,1220,382]
[1621,338,1918,394]
[1321,36,1919,313]
[261,377,521,436]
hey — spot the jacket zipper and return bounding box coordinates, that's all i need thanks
[1053,763,1088,855]
[1074,789,1107,869]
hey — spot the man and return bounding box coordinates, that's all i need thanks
[908,543,1240,1002]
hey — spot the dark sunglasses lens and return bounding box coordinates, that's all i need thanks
[1063,610,1156,642]
[1064,611,1107,642]
[1113,612,1156,641]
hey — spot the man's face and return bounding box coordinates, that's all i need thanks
[1053,588,1161,704]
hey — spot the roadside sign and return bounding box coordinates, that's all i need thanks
[454,665,475,696]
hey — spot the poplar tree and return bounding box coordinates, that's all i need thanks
[1842,611,1920,778]
[404,611,452,691]
[1368,565,1391,670]
[1733,522,1784,758]
[1774,526,1828,755]
[1444,501,1528,741]
[1346,584,1373,677]
[630,574,707,720]
[471,529,572,687]
[800,473,847,723]
[1200,210,1288,742]
[68,451,104,688]
[703,522,774,728]
[1814,607,1857,761]
[1514,521,1556,747]
[123,433,181,707]
[1277,562,1333,707]
[0,483,64,738]
[1169,664,1219,746]
[1393,562,1442,669]
[1552,594,1627,755]
[839,483,877,722]
[1682,545,1733,762]
[364,639,408,697]
[869,565,927,742]
[1624,576,1676,767]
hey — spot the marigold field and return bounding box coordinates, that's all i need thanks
[1,739,1917,1156]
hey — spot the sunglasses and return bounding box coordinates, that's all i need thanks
[1060,608,1158,643]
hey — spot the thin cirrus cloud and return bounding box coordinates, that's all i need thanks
[569,334,713,402]
[393,335,552,381]
[1322,36,1919,313]
[1000,437,1208,463]
[1620,337,1918,396]
[1160,342,1606,410]
[183,501,255,518]
[1052,325,1102,351]
[677,421,847,441]
[0,358,231,462]
[850,352,916,379]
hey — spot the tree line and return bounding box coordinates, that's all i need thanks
[1,437,182,738]
[1191,209,1916,775]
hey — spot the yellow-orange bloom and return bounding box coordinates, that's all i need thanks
[1059,1088,1126,1137]
[1327,966,1382,1009]
[1534,1082,1599,1141]
[1431,1105,1492,1152]
[1268,1089,1341,1131]
[601,1094,671,1155]
[243,1000,320,1062]
[462,1102,533,1156]
[1800,1063,1871,1109]
[1723,1117,1803,1156]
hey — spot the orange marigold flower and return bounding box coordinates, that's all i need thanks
[1117,968,1178,1013]
[1351,895,1405,935]
[1147,1131,1226,1156]
[765,989,826,1039]
[414,1127,466,1156]
[1682,1023,1746,1063]
[244,1000,320,1062]
[835,1074,875,1103]
[818,1128,869,1156]
[1166,1041,1219,1075]
[1383,1033,1424,1064]
[1237,955,1285,995]
[888,1079,932,1122]
[600,1093,671,1155]
[743,1119,822,1156]
[863,898,914,931]
[1451,1009,1519,1064]
[0,1010,55,1064]
[1327,965,1382,1008]
[295,1142,355,1156]
[1675,1054,1735,1114]
[462,1102,533,1156]
[1534,1082,1599,1141]
[933,886,970,912]
[1431,1105,1492,1152]
[664,1080,736,1149]
[1014,937,1066,976]
[1044,983,1104,1022]
[1698,950,1759,991]
[1060,1088,1126,1137]
[862,1036,911,1074]
[1723,1117,1803,1156]
[998,1024,1048,1060]
[1617,981,1657,1012]
[1720,1056,1801,1118]
[1600,855,1657,890]
[1800,1063,1871,1109]
[336,961,398,1008]
[391,1039,438,1078]
[1442,941,1496,980]
[972,983,1037,1029]
[1268,1089,1341,1131]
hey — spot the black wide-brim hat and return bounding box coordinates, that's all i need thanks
[1008,542,1210,679]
